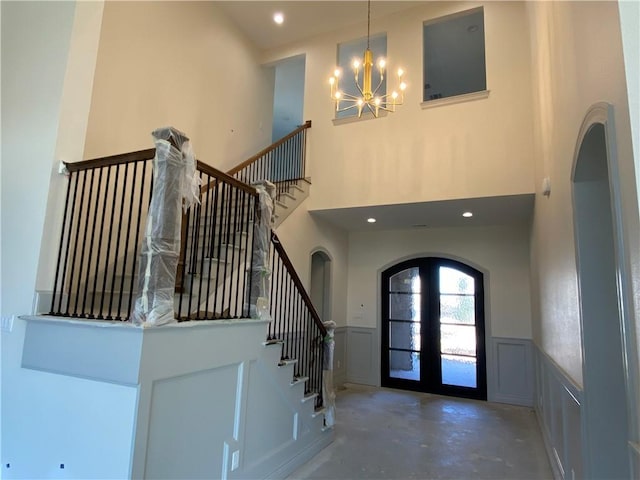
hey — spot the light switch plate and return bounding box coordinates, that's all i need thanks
[1,315,15,333]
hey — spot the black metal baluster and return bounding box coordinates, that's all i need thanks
[108,164,129,317]
[70,170,89,316]
[77,168,96,316]
[241,196,253,317]
[82,167,102,317]
[196,174,212,319]
[177,203,192,320]
[186,177,202,319]
[230,189,242,317]
[126,159,148,320]
[203,178,218,317]
[116,162,139,320]
[213,182,228,317]
[101,165,119,318]
[91,166,111,318]
[51,170,75,315]
[220,185,235,317]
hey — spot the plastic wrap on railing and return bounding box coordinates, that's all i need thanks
[322,320,337,426]
[131,127,201,326]
[249,181,276,320]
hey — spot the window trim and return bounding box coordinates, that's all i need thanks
[421,89,490,110]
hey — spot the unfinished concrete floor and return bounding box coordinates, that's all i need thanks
[288,383,552,479]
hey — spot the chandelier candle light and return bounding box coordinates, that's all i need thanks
[329,0,406,118]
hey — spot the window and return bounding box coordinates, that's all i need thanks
[335,33,387,119]
[423,8,486,102]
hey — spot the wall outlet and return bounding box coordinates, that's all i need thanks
[231,450,240,471]
[1,315,14,333]
[336,360,341,369]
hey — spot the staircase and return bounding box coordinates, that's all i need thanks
[273,178,311,227]
[43,122,332,477]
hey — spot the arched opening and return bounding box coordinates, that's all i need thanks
[380,257,487,400]
[310,250,331,322]
[573,118,630,478]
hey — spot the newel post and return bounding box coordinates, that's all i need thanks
[131,127,200,326]
[249,181,276,319]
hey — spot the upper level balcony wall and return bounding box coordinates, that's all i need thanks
[262,1,535,210]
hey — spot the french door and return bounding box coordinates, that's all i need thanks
[381,258,487,400]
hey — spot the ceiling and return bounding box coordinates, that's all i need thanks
[310,194,535,232]
[216,1,418,51]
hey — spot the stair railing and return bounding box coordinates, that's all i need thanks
[50,149,156,320]
[228,121,311,201]
[49,150,258,322]
[176,162,258,320]
[270,232,327,409]
[49,124,325,407]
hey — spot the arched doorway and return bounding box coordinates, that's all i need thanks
[380,257,487,400]
[572,104,632,478]
[310,250,331,322]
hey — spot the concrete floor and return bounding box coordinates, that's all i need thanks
[288,384,553,480]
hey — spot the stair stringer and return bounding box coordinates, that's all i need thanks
[273,178,311,228]
[233,340,333,480]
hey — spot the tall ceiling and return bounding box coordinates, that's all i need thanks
[215,1,535,232]
[216,1,418,50]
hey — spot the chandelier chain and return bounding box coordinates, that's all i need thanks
[367,0,371,49]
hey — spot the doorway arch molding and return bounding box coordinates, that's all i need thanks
[570,101,639,476]
[374,251,494,392]
[309,246,333,324]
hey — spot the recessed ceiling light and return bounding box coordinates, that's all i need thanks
[367,218,376,223]
[273,12,284,24]
[462,211,473,218]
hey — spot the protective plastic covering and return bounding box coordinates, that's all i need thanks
[322,320,337,427]
[249,181,276,320]
[131,127,200,326]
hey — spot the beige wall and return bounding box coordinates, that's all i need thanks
[527,0,640,386]
[84,1,274,171]
[263,1,535,210]
[346,225,532,339]
[275,201,349,328]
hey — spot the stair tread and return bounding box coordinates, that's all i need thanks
[291,376,309,386]
[301,392,319,403]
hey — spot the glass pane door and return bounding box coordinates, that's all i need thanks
[387,267,421,381]
[439,266,477,388]
[381,258,486,400]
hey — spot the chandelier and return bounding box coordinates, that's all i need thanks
[329,0,406,118]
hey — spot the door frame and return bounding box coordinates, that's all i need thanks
[571,102,639,477]
[376,253,493,396]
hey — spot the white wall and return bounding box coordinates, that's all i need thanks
[527,0,640,387]
[347,225,532,339]
[84,1,274,172]
[0,2,115,476]
[1,0,75,320]
[35,0,105,293]
[275,200,349,328]
[263,1,535,210]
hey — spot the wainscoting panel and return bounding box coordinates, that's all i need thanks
[334,327,347,387]
[346,327,377,385]
[488,338,534,406]
[534,345,583,480]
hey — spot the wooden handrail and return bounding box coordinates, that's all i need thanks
[271,232,328,337]
[196,160,258,196]
[227,120,311,177]
[65,148,156,173]
[65,148,257,198]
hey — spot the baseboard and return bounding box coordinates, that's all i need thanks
[264,429,334,479]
